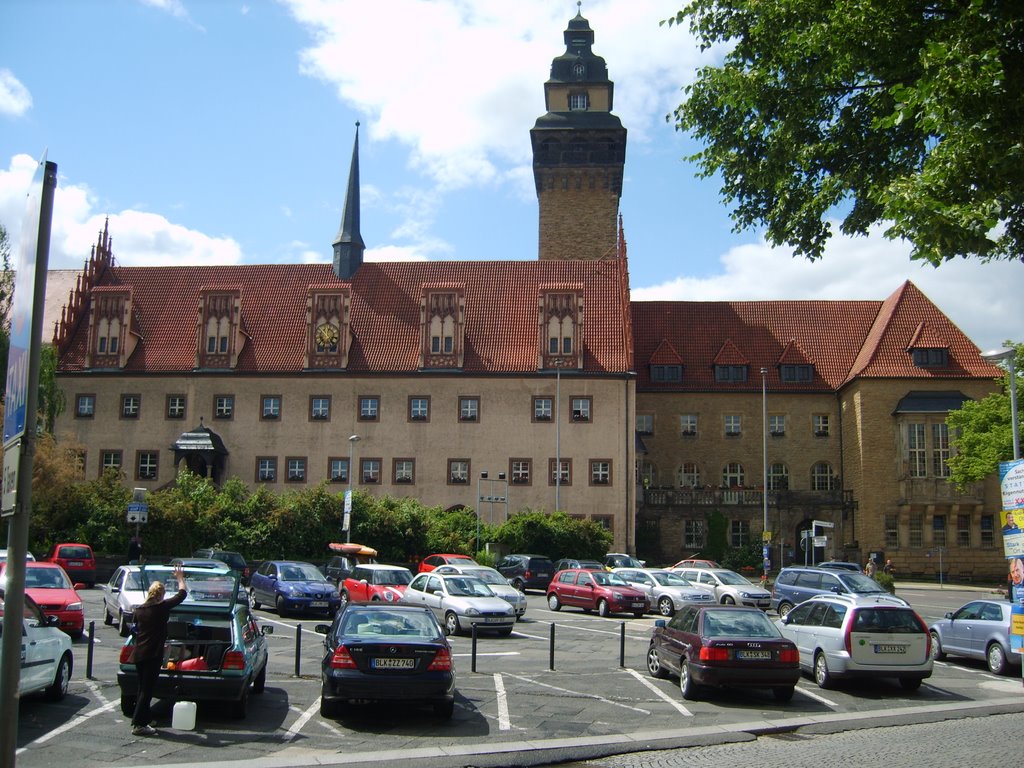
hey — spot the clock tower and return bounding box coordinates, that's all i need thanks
[531,6,626,261]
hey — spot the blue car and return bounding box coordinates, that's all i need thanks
[249,560,341,617]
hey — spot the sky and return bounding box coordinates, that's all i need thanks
[2,0,1022,354]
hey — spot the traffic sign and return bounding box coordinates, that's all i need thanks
[126,501,148,524]
[813,535,827,546]
[762,530,772,542]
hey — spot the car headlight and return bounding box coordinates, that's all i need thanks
[383,590,396,601]
[464,607,481,616]
[67,602,83,612]
[740,592,754,598]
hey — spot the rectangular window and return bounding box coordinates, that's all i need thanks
[571,397,591,422]
[650,364,682,382]
[121,394,140,419]
[136,451,158,481]
[909,514,923,548]
[680,414,697,437]
[394,459,415,484]
[100,450,122,476]
[359,396,379,421]
[590,460,611,485]
[510,459,531,485]
[448,459,469,485]
[911,348,949,367]
[885,514,899,549]
[408,397,430,422]
[684,519,704,549]
[214,395,234,420]
[636,414,653,435]
[780,364,813,382]
[714,365,747,383]
[980,515,994,549]
[956,514,971,547]
[549,459,571,486]
[256,457,277,483]
[932,423,951,477]
[533,397,553,422]
[907,423,927,477]
[286,457,307,482]
[261,395,281,420]
[328,458,349,483]
[310,396,331,421]
[813,414,830,437]
[730,520,749,547]
[724,414,742,436]
[76,394,95,418]
[166,395,186,420]
[592,515,613,531]
[769,414,786,436]
[459,397,479,422]
[932,514,947,547]
[219,335,228,354]
[361,458,381,484]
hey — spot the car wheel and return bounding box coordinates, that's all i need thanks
[929,631,945,660]
[773,686,795,703]
[987,642,1009,675]
[121,694,137,718]
[679,659,699,700]
[103,605,114,626]
[547,593,561,611]
[46,653,72,701]
[899,676,922,692]
[253,662,267,694]
[434,699,455,719]
[444,611,461,636]
[647,645,668,679]
[320,695,341,719]
[720,595,735,605]
[777,602,794,618]
[233,687,249,718]
[511,578,526,592]
[598,599,610,618]
[814,651,834,689]
[276,595,288,618]
[118,611,130,638]
[657,597,674,617]
[250,590,261,610]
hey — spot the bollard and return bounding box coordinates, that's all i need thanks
[471,623,478,673]
[86,621,95,679]
[619,622,625,667]
[549,622,555,670]
[294,624,302,677]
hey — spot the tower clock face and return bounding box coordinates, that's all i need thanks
[316,323,339,348]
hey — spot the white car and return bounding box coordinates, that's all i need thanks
[671,567,772,609]
[0,589,73,700]
[402,572,516,636]
[433,563,528,618]
[612,567,714,616]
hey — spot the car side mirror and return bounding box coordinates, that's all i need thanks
[654,619,666,628]
[261,625,274,636]
[111,586,120,593]
[74,582,87,590]
[945,611,953,619]
[313,624,329,635]
[360,579,369,585]
[46,615,60,627]
[780,614,791,624]
[831,586,843,594]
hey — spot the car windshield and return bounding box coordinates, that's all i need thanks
[373,569,413,586]
[214,553,246,569]
[652,571,692,587]
[341,610,440,639]
[852,608,923,633]
[25,567,72,589]
[840,573,889,592]
[281,564,326,582]
[703,609,781,638]
[715,571,753,586]
[464,568,506,585]
[445,577,494,597]
[58,546,91,559]
[592,572,630,586]
[124,572,145,590]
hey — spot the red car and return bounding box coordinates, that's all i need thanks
[418,554,477,573]
[43,542,96,587]
[339,564,414,605]
[546,568,649,618]
[0,561,85,638]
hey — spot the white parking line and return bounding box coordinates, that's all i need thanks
[794,684,838,707]
[493,673,511,730]
[15,699,120,755]
[452,651,520,658]
[505,672,651,714]
[624,668,692,716]
[284,698,321,741]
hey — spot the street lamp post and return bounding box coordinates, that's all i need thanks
[982,347,1020,460]
[477,471,487,553]
[553,358,568,512]
[345,434,360,543]
[761,367,769,582]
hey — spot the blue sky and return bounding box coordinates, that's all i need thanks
[2,0,1022,353]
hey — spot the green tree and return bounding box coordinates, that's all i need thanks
[0,222,12,395]
[947,342,1022,485]
[38,345,66,434]
[664,1,1024,265]
[494,510,612,560]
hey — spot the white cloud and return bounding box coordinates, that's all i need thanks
[632,225,1024,353]
[0,69,32,117]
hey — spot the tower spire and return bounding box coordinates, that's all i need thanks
[333,122,365,279]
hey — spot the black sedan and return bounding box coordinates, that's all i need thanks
[314,603,456,719]
[646,604,800,702]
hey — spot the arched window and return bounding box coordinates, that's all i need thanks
[722,462,744,488]
[768,463,789,491]
[811,462,835,491]
[638,461,655,487]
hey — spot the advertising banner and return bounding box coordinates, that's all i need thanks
[1000,459,1024,511]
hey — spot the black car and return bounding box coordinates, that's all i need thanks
[193,549,251,586]
[314,603,455,719]
[324,554,357,586]
[496,554,555,592]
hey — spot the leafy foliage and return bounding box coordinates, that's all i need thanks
[664,1,1024,264]
[494,510,613,560]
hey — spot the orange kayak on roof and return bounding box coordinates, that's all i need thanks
[328,542,378,558]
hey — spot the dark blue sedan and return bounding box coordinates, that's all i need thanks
[249,560,340,617]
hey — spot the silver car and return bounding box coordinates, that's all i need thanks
[102,563,234,636]
[929,598,1021,675]
[612,567,714,616]
[433,564,527,619]
[671,567,772,609]
[402,572,516,636]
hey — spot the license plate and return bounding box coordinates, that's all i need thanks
[371,657,414,669]
[484,616,510,623]
[631,603,645,609]
[738,650,772,660]
[310,601,328,608]
[874,644,907,654]
[68,561,83,567]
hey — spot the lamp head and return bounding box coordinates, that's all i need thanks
[348,434,361,443]
[981,348,1015,364]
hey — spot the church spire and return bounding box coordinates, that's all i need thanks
[333,122,365,279]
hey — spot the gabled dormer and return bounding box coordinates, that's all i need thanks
[777,338,815,383]
[539,286,583,369]
[305,287,351,369]
[195,288,245,369]
[907,322,950,368]
[648,339,683,383]
[712,340,749,383]
[419,285,466,369]
[85,286,135,369]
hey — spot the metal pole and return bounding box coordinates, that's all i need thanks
[1009,361,1020,460]
[761,367,769,581]
[86,621,95,679]
[619,622,625,667]
[471,623,478,673]
[294,624,302,677]
[346,435,359,544]
[549,622,556,670]
[555,363,561,513]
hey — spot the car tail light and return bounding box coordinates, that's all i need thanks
[779,648,800,663]
[699,646,729,662]
[329,645,357,669]
[119,645,136,664]
[844,616,853,655]
[524,570,533,579]
[427,647,452,671]
[222,651,246,670]
[913,612,931,658]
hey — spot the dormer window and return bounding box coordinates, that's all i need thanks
[421,287,465,369]
[197,289,243,369]
[911,348,949,367]
[307,289,348,368]
[651,364,682,382]
[780,364,813,382]
[715,365,748,383]
[87,287,133,369]
[569,92,589,110]
[542,290,581,368]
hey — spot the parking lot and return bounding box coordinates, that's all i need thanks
[12,585,1024,767]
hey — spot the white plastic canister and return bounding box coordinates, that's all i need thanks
[171,700,197,730]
